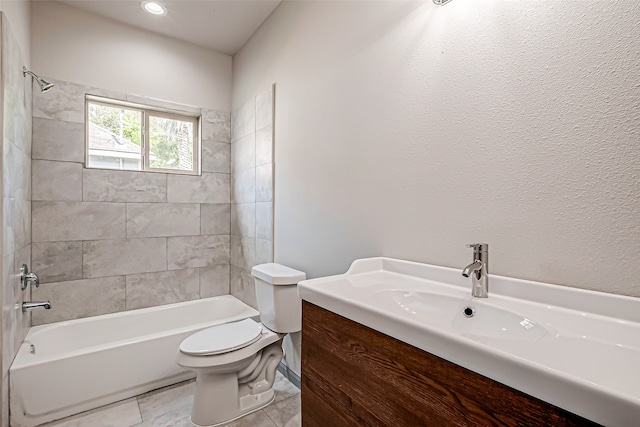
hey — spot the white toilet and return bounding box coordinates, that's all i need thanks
[176,263,306,427]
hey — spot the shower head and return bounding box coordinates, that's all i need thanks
[22,67,54,93]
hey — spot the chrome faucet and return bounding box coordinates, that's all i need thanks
[22,301,52,312]
[462,243,489,298]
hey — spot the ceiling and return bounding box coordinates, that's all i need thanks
[53,0,281,55]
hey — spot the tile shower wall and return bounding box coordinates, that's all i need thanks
[30,78,232,326]
[1,14,32,427]
[230,85,274,308]
[230,85,301,377]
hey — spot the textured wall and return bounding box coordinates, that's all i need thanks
[30,1,231,111]
[0,0,30,66]
[30,78,232,325]
[233,0,640,297]
[1,14,32,427]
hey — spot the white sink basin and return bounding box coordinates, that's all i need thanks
[298,257,640,427]
[375,289,549,342]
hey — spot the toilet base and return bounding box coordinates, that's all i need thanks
[190,393,275,427]
[186,341,284,426]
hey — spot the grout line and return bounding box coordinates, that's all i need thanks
[262,408,280,427]
[134,395,144,424]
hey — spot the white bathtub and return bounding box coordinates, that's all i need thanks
[9,295,258,427]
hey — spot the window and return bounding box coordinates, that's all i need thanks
[86,96,199,175]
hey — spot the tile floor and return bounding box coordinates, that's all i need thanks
[40,372,301,427]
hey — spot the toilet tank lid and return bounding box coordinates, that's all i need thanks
[251,263,306,285]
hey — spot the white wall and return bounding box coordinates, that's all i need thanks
[31,1,232,110]
[0,0,29,66]
[233,0,640,297]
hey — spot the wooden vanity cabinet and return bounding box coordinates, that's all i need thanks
[301,301,600,427]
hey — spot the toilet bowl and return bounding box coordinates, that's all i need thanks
[176,319,284,426]
[177,263,306,427]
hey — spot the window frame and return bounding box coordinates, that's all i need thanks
[85,95,201,176]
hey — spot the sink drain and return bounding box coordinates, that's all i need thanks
[463,306,475,318]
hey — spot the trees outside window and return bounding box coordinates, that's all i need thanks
[86,96,199,175]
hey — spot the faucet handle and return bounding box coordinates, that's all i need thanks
[466,243,488,252]
[26,273,40,288]
[19,265,40,290]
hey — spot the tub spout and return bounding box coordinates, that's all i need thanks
[22,301,52,312]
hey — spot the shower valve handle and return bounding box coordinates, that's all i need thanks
[20,265,40,290]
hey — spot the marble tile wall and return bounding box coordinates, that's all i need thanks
[30,77,233,326]
[1,14,33,427]
[230,85,274,309]
[232,86,303,376]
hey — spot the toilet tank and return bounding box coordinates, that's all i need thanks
[251,263,306,333]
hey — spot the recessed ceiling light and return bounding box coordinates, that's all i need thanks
[141,1,167,16]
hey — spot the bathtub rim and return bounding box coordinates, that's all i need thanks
[11,295,259,369]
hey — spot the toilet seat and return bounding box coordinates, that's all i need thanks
[180,319,263,356]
